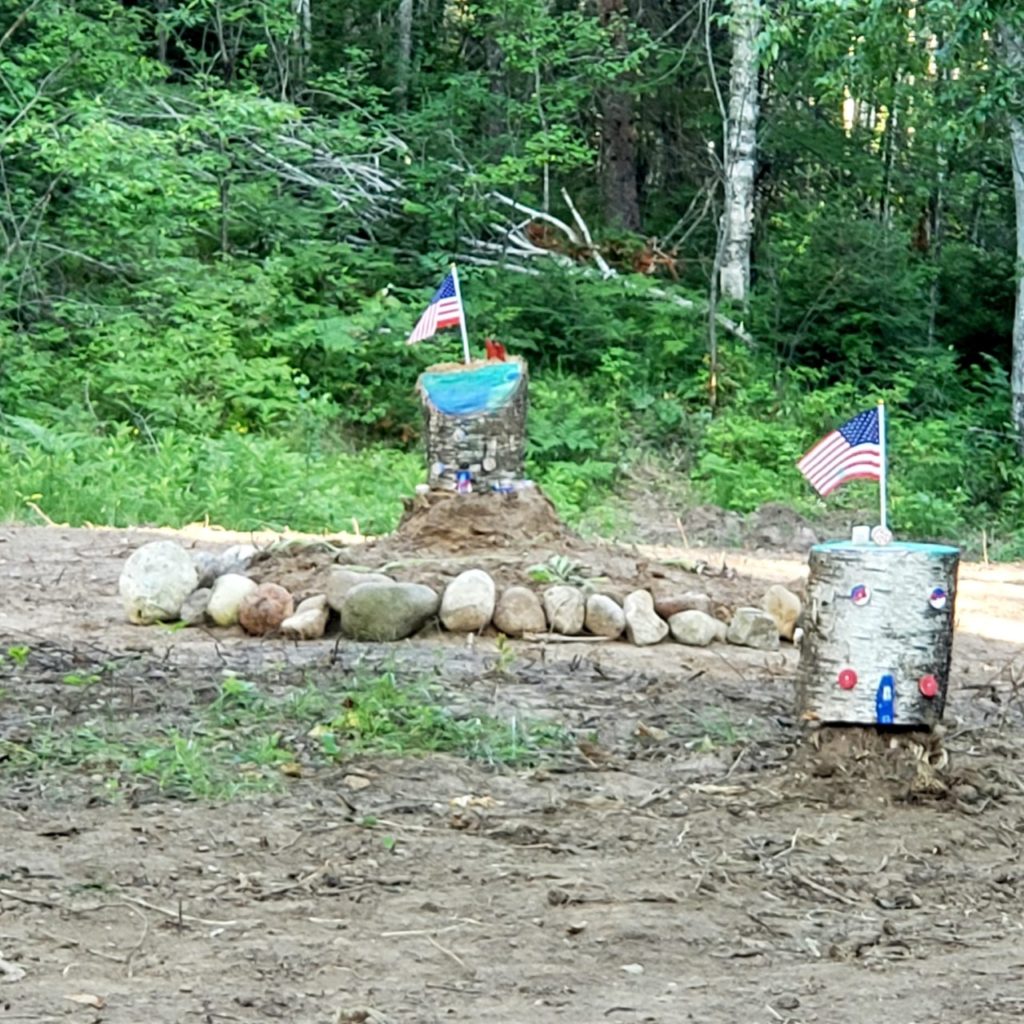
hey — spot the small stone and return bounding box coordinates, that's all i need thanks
[440,570,496,632]
[654,590,712,619]
[280,594,330,640]
[342,581,440,640]
[343,774,372,791]
[119,540,199,624]
[239,582,295,636]
[727,606,780,650]
[584,593,625,639]
[493,586,547,637]
[623,590,669,646]
[207,573,259,627]
[620,963,644,975]
[668,609,725,646]
[179,587,212,626]
[761,584,802,641]
[326,568,394,613]
[193,544,257,588]
[543,585,585,635]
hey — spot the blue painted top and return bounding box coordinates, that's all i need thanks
[420,361,522,416]
[813,540,960,556]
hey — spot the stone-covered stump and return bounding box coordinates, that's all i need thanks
[797,541,959,728]
[418,357,528,491]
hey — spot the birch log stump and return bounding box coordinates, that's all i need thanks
[797,541,959,728]
[417,357,528,491]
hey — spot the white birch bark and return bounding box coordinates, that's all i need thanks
[1002,21,1024,454]
[396,0,414,111]
[719,0,760,304]
[1011,114,1024,454]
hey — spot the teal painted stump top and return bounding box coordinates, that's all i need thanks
[813,540,960,557]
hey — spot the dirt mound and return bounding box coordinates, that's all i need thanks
[381,485,575,556]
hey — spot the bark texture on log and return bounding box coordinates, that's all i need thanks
[797,541,959,728]
[418,357,528,491]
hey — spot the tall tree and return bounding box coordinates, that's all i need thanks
[719,0,760,303]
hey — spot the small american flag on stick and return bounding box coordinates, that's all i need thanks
[797,407,883,497]
[407,271,465,345]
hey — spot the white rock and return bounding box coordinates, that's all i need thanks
[281,594,330,640]
[585,593,625,639]
[440,569,496,632]
[543,585,585,635]
[761,584,803,641]
[727,606,780,650]
[326,567,394,612]
[668,609,725,646]
[623,589,669,646]
[119,540,199,624]
[493,586,547,637]
[207,573,258,627]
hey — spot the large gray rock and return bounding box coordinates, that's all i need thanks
[727,606,780,650]
[654,590,712,619]
[761,584,803,641]
[440,570,496,632]
[668,609,725,647]
[493,586,546,637]
[326,567,394,612]
[585,593,625,639]
[623,589,669,646]
[342,581,440,641]
[207,573,259,627]
[119,540,199,624]
[281,594,330,640]
[543,585,585,635]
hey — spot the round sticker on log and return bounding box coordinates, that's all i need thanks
[838,668,858,690]
[850,584,870,606]
[871,525,893,546]
[919,674,939,698]
[929,587,947,610]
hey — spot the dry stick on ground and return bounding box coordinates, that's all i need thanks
[462,191,754,346]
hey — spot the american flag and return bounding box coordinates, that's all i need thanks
[797,407,882,497]
[407,272,464,345]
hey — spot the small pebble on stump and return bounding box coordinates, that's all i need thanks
[797,540,959,727]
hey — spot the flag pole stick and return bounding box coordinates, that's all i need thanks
[450,263,471,365]
[877,399,888,531]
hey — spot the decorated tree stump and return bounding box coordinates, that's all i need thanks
[417,356,528,491]
[797,540,959,728]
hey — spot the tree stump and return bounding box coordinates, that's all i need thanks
[417,357,528,491]
[797,540,959,728]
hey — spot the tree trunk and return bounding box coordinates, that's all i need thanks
[598,0,641,232]
[1011,114,1024,455]
[719,0,760,304]
[1002,21,1024,454]
[395,0,414,111]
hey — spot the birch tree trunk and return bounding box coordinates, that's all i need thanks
[1011,114,1024,455]
[1002,21,1024,454]
[395,0,414,111]
[719,0,760,304]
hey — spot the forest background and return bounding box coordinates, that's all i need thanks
[2,0,1023,558]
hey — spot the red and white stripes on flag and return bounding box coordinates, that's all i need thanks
[797,407,882,497]
[407,271,464,345]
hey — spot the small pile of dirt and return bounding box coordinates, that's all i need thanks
[387,486,576,556]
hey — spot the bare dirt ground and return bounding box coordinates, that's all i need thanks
[1,507,1024,1024]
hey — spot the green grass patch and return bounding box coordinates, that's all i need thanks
[0,671,571,801]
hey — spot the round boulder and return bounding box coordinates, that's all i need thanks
[239,582,295,636]
[119,540,199,624]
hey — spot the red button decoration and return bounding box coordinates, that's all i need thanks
[838,668,858,690]
[919,674,939,698]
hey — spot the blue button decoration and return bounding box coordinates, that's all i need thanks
[876,674,895,725]
[850,583,870,606]
[929,587,947,610]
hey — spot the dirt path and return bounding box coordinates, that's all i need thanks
[1,523,1023,1024]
